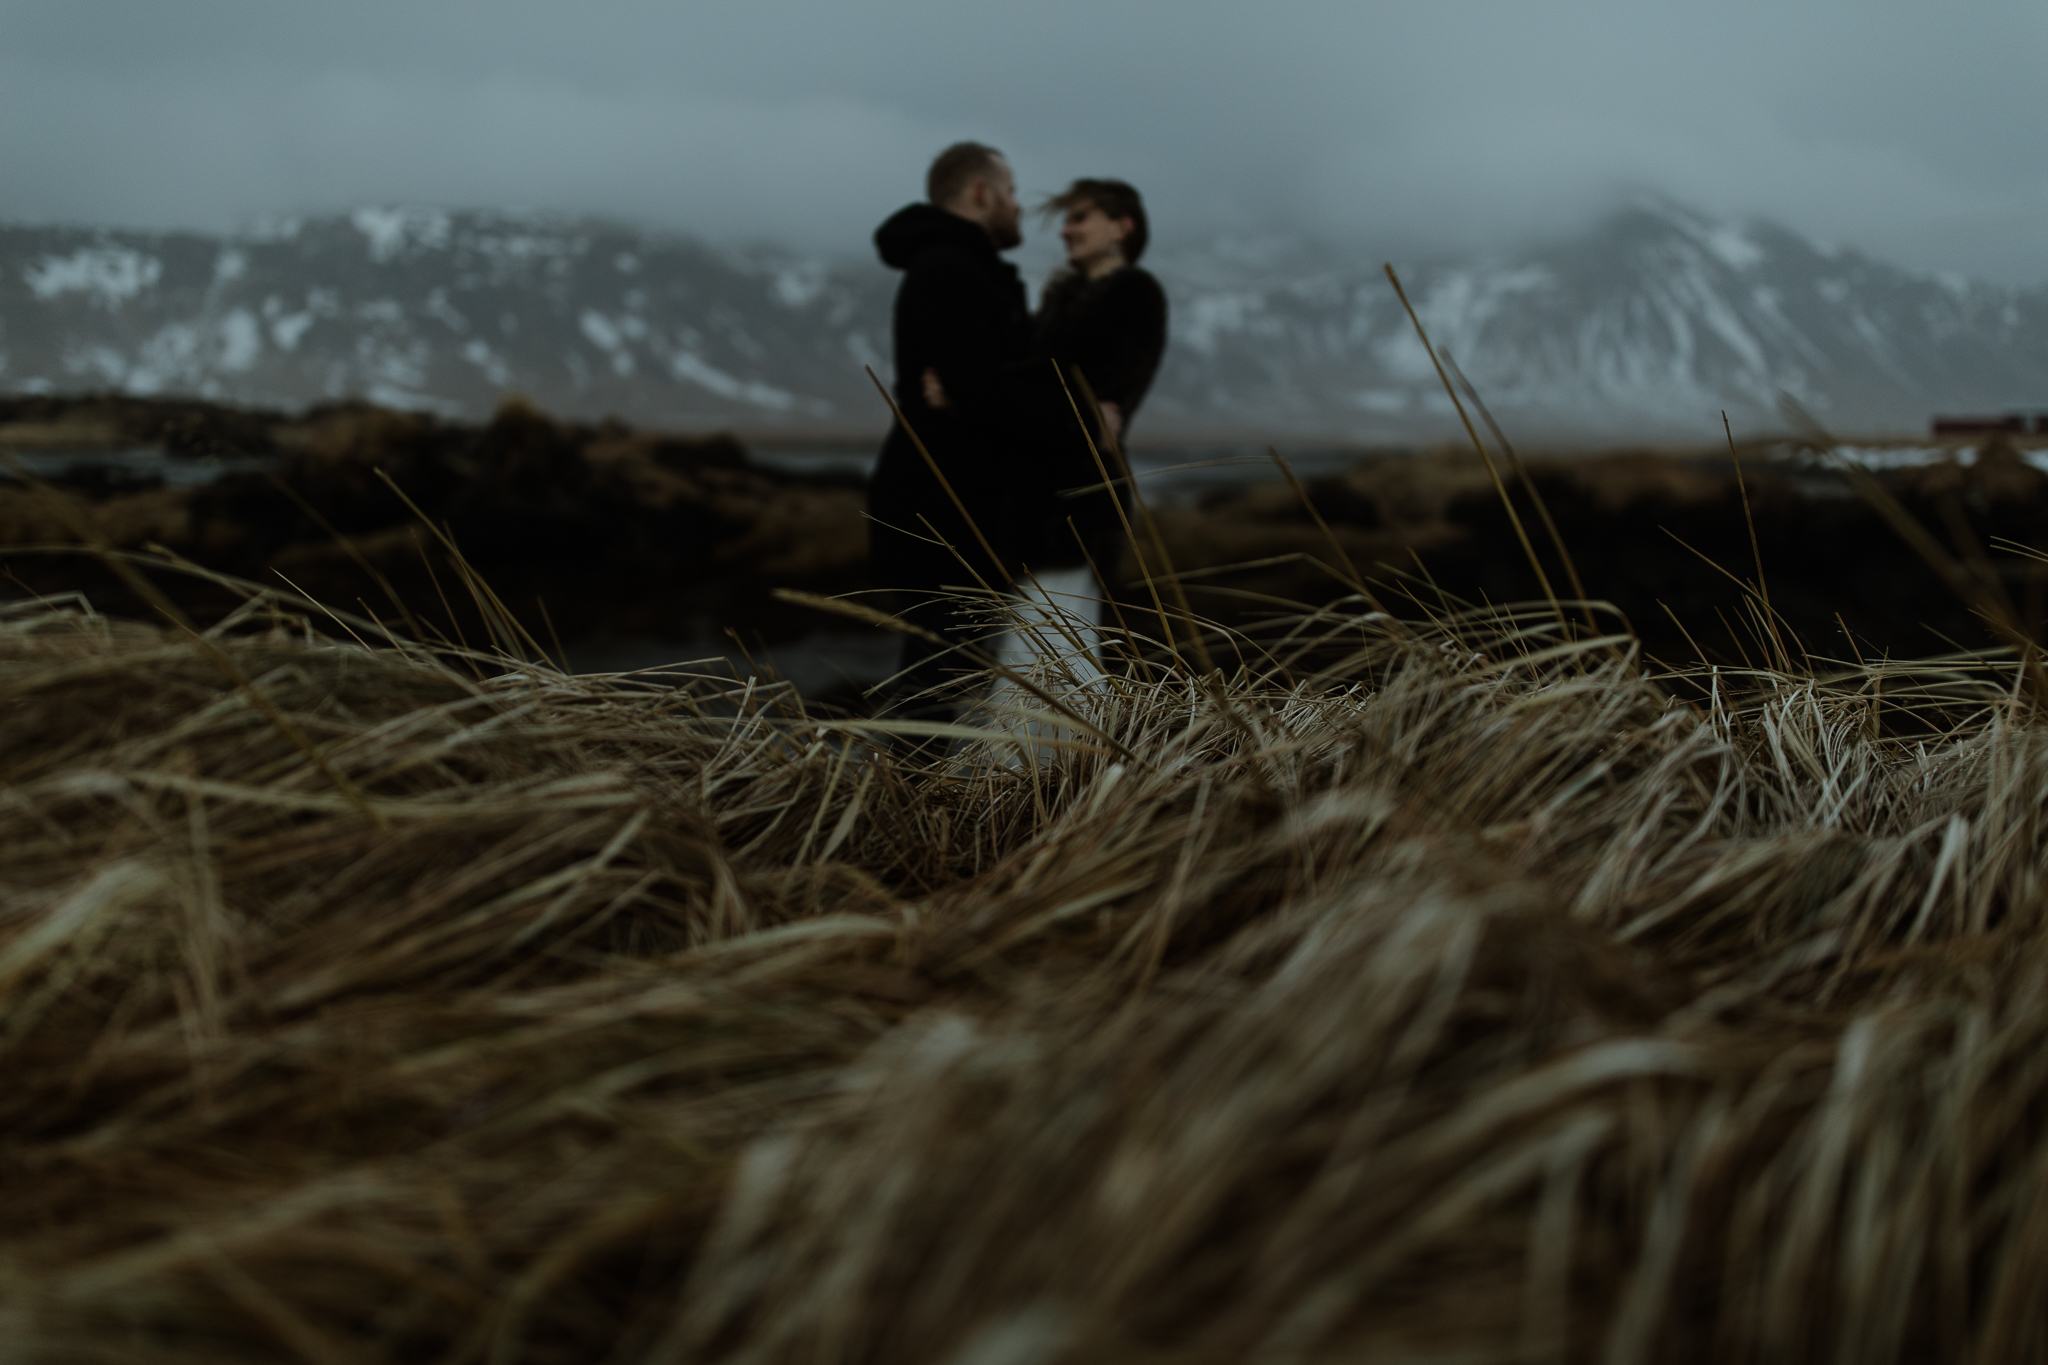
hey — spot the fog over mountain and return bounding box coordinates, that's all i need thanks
[3,198,2043,442]
[7,4,2048,285]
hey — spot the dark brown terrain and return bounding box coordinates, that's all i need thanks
[2,394,2041,680]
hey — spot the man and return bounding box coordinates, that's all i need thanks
[867,142,1031,722]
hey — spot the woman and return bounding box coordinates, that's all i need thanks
[999,179,1168,691]
[1002,178,1169,581]
[1033,179,1168,452]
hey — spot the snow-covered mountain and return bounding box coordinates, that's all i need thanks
[1143,201,2048,438]
[2,200,2043,439]
[0,208,897,430]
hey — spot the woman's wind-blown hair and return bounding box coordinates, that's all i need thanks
[1041,178,1150,263]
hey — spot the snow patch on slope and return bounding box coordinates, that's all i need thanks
[26,248,162,306]
[351,208,453,264]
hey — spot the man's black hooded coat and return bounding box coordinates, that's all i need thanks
[867,203,1031,596]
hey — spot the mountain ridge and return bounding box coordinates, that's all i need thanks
[1,199,2042,440]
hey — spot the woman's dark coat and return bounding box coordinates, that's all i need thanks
[866,204,1031,594]
[1016,264,1169,568]
[1034,265,1169,421]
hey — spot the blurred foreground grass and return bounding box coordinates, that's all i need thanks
[1,566,2046,1361]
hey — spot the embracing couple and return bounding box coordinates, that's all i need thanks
[868,141,1169,727]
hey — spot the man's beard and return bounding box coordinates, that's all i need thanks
[989,212,1023,251]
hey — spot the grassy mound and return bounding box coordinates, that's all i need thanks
[2,586,2045,1362]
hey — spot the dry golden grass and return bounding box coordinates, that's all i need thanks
[2,572,2046,1363]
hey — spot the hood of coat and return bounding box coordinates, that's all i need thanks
[873,203,1002,270]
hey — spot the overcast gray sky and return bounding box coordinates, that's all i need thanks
[2,1,2044,281]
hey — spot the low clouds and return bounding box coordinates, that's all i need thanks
[1,0,2043,281]
[0,58,950,248]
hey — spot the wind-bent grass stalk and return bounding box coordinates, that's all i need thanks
[1058,362,1205,674]
[864,365,1017,594]
[1384,263,1569,639]
[1441,347,1595,632]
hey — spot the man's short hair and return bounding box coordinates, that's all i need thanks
[1043,178,1150,264]
[927,142,1008,207]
